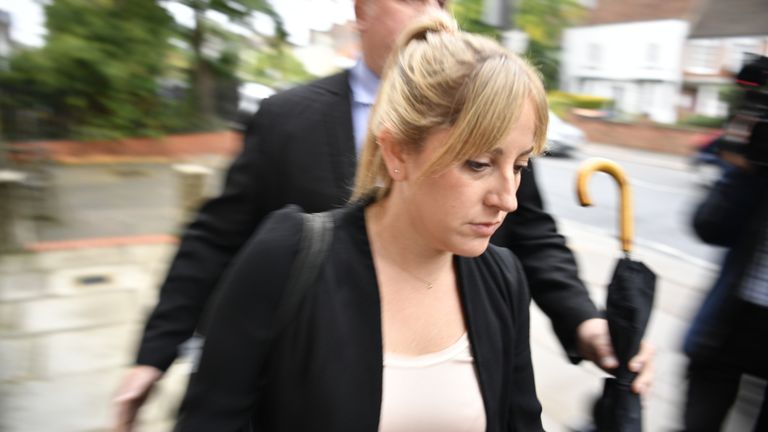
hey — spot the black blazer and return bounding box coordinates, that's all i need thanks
[137,71,598,370]
[175,203,544,431]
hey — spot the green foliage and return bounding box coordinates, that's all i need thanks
[452,0,586,89]
[173,0,287,41]
[678,115,726,129]
[0,0,175,140]
[518,0,585,89]
[517,0,585,47]
[0,0,290,140]
[242,46,315,88]
[171,0,287,125]
[450,0,501,38]
[548,90,613,116]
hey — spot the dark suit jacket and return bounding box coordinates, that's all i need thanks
[685,167,768,374]
[137,71,599,370]
[175,203,544,432]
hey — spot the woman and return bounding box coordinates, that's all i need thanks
[175,13,549,432]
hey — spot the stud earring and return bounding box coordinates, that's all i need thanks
[394,168,400,174]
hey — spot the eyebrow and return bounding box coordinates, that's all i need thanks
[488,145,535,157]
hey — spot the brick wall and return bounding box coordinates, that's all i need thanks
[9,131,243,164]
[567,112,718,156]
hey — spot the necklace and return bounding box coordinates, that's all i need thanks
[387,257,446,290]
[403,269,434,289]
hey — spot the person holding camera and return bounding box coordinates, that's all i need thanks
[683,116,768,431]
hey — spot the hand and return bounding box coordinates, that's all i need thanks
[720,150,752,171]
[576,318,655,395]
[113,365,163,432]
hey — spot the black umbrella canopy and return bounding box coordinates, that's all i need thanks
[577,158,657,432]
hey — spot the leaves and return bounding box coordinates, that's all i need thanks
[451,0,587,89]
[0,0,288,139]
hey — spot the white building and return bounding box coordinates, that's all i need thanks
[681,0,768,119]
[560,0,768,124]
[562,19,688,123]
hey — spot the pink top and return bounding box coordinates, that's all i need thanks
[378,334,487,432]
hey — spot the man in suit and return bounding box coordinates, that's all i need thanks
[114,1,653,430]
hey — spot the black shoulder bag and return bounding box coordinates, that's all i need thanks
[271,212,334,334]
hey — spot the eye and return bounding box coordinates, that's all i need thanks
[513,164,530,175]
[465,159,491,172]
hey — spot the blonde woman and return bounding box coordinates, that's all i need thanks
[175,13,548,432]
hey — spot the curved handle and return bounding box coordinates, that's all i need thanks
[576,158,634,254]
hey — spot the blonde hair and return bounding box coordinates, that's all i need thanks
[351,12,549,201]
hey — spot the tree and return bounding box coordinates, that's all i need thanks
[517,0,585,89]
[451,0,501,38]
[451,0,586,89]
[242,45,315,89]
[0,0,175,139]
[169,0,286,126]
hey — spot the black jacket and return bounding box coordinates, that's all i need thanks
[137,71,598,370]
[175,203,544,431]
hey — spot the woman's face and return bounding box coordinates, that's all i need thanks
[398,101,537,257]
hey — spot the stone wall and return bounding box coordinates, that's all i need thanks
[0,239,190,432]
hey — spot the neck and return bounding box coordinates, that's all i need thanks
[362,53,383,78]
[365,197,453,283]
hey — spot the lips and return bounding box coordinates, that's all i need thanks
[468,221,502,236]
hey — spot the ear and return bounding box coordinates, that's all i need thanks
[378,128,407,181]
[354,0,371,32]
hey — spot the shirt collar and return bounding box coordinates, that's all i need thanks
[349,59,380,105]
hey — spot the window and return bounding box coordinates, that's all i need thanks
[645,43,660,69]
[727,39,762,72]
[685,40,719,73]
[587,43,602,68]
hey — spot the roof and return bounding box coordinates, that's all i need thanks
[587,0,697,25]
[689,0,768,38]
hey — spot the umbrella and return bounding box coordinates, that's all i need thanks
[576,158,657,432]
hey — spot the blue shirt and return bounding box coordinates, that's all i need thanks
[348,60,380,153]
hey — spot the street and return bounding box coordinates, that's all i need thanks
[537,143,724,267]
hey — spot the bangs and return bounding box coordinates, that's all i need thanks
[420,54,548,178]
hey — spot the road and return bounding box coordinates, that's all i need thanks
[536,143,724,267]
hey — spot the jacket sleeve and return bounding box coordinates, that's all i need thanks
[692,166,766,247]
[492,160,599,360]
[174,207,304,432]
[136,101,284,371]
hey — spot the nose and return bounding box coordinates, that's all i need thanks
[486,174,519,213]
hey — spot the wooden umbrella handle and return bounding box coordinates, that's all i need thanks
[576,158,634,254]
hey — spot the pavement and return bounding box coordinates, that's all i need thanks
[7,147,766,431]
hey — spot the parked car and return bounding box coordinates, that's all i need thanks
[234,82,276,130]
[545,110,586,157]
[238,82,276,114]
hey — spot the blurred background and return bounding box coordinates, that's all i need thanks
[0,0,766,431]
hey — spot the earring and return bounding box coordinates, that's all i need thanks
[393,168,400,174]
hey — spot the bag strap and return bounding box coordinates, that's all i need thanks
[271,212,334,335]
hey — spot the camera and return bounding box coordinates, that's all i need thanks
[717,54,768,167]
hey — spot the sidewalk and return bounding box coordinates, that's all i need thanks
[534,219,765,432]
